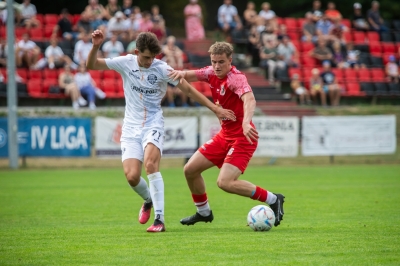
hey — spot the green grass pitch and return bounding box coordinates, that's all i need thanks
[1,165,399,265]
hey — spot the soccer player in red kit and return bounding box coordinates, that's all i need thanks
[169,42,285,227]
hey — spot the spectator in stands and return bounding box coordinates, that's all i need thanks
[302,12,318,43]
[162,36,184,70]
[165,85,189,107]
[53,9,78,41]
[331,40,346,69]
[243,1,257,29]
[107,11,128,39]
[184,0,205,41]
[259,38,283,84]
[84,0,107,30]
[18,0,40,29]
[74,64,101,110]
[247,25,261,67]
[277,35,299,68]
[73,33,93,65]
[310,0,323,22]
[367,1,388,32]
[320,61,341,106]
[104,0,121,21]
[0,38,6,67]
[277,24,288,40]
[291,74,310,105]
[329,18,348,44]
[325,2,341,21]
[316,14,333,42]
[15,33,40,69]
[76,12,93,37]
[132,6,142,23]
[124,13,140,41]
[126,38,136,54]
[217,0,242,41]
[309,68,326,106]
[59,64,86,110]
[345,42,363,69]
[310,38,333,64]
[386,55,399,83]
[150,18,166,44]
[139,11,154,32]
[43,38,76,69]
[258,2,277,31]
[352,3,369,31]
[151,5,165,27]
[121,0,133,17]
[102,34,124,58]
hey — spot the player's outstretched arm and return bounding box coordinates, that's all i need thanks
[86,30,110,71]
[241,92,259,145]
[168,70,198,84]
[177,79,236,122]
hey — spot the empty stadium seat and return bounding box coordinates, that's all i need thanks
[374,82,388,95]
[357,68,371,82]
[346,82,363,96]
[331,68,343,80]
[44,26,54,38]
[381,42,396,54]
[353,31,366,44]
[342,19,351,28]
[369,42,382,55]
[102,79,118,98]
[44,14,58,26]
[380,32,393,42]
[300,42,314,53]
[28,70,43,80]
[370,56,384,67]
[42,79,58,94]
[284,18,298,30]
[287,31,300,41]
[88,70,102,80]
[301,56,316,67]
[43,69,58,79]
[366,32,380,42]
[370,68,386,82]
[27,79,42,97]
[288,68,301,79]
[29,28,43,40]
[35,14,44,25]
[360,82,375,95]
[103,70,117,80]
[344,68,358,82]
[388,83,400,95]
[116,80,124,97]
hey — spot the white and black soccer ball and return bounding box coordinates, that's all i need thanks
[247,205,275,231]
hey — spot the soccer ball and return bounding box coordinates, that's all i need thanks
[247,205,275,231]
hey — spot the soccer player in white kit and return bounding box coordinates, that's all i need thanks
[86,30,236,232]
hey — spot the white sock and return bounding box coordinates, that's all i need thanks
[130,177,151,203]
[196,202,211,217]
[266,192,277,205]
[148,172,164,223]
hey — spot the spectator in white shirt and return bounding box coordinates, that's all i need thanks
[102,34,125,58]
[15,33,40,69]
[73,33,93,65]
[74,64,101,110]
[277,35,299,67]
[107,11,128,39]
[259,2,277,31]
[45,38,76,69]
[124,13,140,40]
[18,0,40,29]
[218,0,242,38]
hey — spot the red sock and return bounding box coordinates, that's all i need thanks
[192,193,208,207]
[250,186,268,202]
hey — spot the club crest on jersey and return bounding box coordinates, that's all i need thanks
[147,74,158,85]
[220,85,226,96]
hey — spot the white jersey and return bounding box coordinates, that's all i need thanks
[105,54,179,128]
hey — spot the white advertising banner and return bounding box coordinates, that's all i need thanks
[95,116,198,157]
[302,115,397,156]
[199,116,299,157]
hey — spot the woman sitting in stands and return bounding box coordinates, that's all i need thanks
[59,64,87,110]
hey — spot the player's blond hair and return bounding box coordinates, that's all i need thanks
[208,42,234,58]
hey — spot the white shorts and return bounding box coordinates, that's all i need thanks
[295,87,306,95]
[120,125,164,162]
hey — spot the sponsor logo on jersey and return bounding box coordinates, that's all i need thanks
[130,84,157,94]
[128,69,140,80]
[147,74,158,85]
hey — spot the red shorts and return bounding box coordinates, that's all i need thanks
[198,132,257,173]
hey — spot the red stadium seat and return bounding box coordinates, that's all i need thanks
[35,14,44,24]
[88,70,102,80]
[301,56,316,67]
[369,42,382,55]
[44,14,58,26]
[92,78,101,88]
[102,79,118,98]
[116,79,124,97]
[43,25,55,38]
[27,79,42,97]
[345,82,364,96]
[370,68,386,82]
[42,79,58,95]
[29,28,43,40]
[289,68,301,79]
[297,18,306,28]
[287,31,300,41]
[28,70,43,80]
[16,69,28,80]
[285,18,298,30]
[300,42,315,53]
[331,68,343,81]
[357,68,371,82]
[367,32,380,42]
[343,32,352,43]
[381,42,396,54]
[73,14,81,25]
[344,68,358,82]
[0,26,5,38]
[103,70,117,80]
[352,31,366,44]
[342,19,351,28]
[15,28,28,39]
[43,69,58,79]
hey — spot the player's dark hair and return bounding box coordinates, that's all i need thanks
[136,32,161,55]
[208,42,234,58]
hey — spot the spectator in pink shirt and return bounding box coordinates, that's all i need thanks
[139,12,153,32]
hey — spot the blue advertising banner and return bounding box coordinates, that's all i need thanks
[0,118,91,157]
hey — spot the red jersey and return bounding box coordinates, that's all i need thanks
[195,65,254,139]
